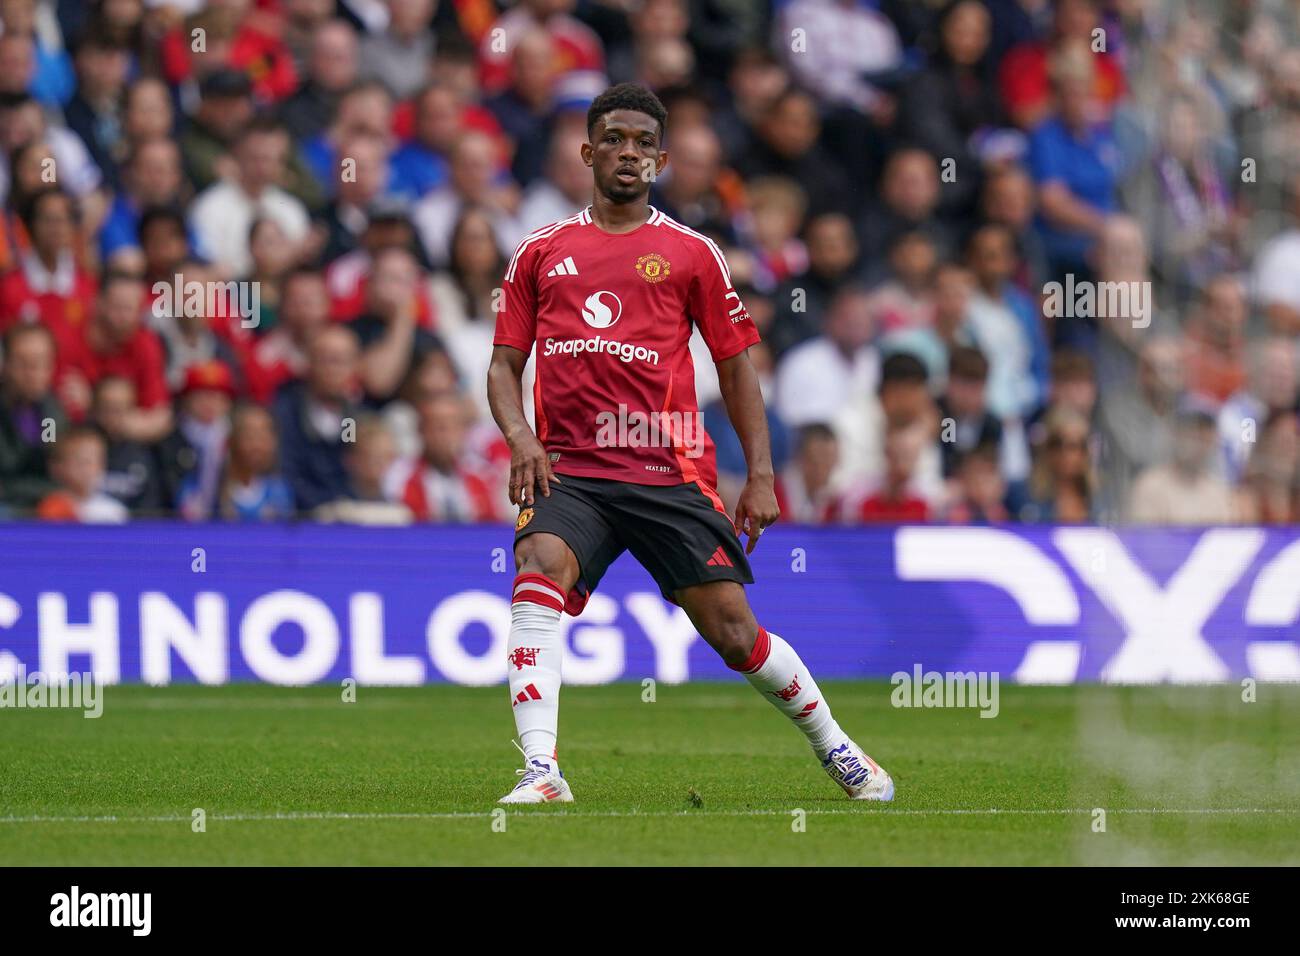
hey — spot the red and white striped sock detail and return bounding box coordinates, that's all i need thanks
[512,573,566,613]
[732,627,845,758]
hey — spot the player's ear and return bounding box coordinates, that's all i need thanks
[655,149,668,177]
[580,140,594,167]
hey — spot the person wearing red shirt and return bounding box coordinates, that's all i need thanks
[486,84,894,806]
[392,393,501,522]
[997,0,1125,129]
[160,5,298,103]
[62,272,172,442]
[844,423,933,524]
[0,189,97,375]
[477,0,604,96]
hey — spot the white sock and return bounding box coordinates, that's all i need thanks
[730,627,846,759]
[507,573,565,765]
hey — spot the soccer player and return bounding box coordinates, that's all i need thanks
[486,84,894,804]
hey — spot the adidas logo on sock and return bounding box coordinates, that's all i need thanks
[705,545,734,568]
[512,683,542,707]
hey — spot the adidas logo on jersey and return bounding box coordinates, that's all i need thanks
[546,256,579,277]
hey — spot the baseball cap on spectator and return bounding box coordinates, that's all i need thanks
[181,360,238,400]
[199,68,253,101]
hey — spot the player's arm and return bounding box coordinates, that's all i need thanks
[487,344,558,506]
[716,347,779,554]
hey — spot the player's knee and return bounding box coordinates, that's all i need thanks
[514,534,577,589]
[708,618,758,669]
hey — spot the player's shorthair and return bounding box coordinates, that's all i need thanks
[587,83,668,141]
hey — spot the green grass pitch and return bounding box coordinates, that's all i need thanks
[2,681,1297,865]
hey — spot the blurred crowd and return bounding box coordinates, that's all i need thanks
[0,0,1298,526]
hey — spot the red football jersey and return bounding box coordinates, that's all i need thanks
[495,206,759,489]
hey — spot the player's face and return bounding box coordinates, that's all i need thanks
[582,110,667,204]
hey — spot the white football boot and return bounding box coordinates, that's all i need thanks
[821,739,895,801]
[498,744,574,805]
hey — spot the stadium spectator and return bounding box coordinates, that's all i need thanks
[245,267,331,405]
[998,0,1124,129]
[486,28,562,188]
[775,283,878,430]
[280,19,360,142]
[190,117,312,278]
[91,375,165,515]
[98,139,189,266]
[313,414,412,525]
[516,114,589,233]
[0,189,97,368]
[777,422,840,524]
[1008,406,1094,523]
[389,392,501,522]
[1182,274,1248,405]
[1026,42,1121,286]
[880,261,974,390]
[0,323,63,510]
[843,423,931,524]
[431,206,507,421]
[865,229,939,336]
[1236,409,1300,525]
[900,0,1007,209]
[63,34,131,193]
[937,346,1002,479]
[217,402,295,521]
[734,86,853,218]
[35,424,127,523]
[477,0,605,97]
[388,83,460,200]
[179,69,256,194]
[62,273,171,442]
[858,147,951,264]
[317,132,395,263]
[1127,398,1237,525]
[357,0,437,99]
[767,211,859,358]
[944,443,1010,524]
[353,244,442,402]
[273,323,362,512]
[1252,174,1300,337]
[414,128,519,267]
[963,222,1046,419]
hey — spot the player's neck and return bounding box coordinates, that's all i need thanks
[589,193,652,235]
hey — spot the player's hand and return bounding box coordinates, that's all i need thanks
[734,474,779,554]
[507,430,560,506]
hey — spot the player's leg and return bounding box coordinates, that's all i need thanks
[500,477,624,804]
[507,532,578,765]
[673,580,894,801]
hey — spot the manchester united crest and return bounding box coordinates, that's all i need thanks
[635,252,671,283]
[515,507,534,531]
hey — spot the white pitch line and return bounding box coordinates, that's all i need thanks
[0,808,1296,825]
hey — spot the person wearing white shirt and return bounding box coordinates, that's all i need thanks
[189,118,310,277]
[775,284,880,428]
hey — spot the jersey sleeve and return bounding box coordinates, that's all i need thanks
[687,236,760,363]
[494,236,540,352]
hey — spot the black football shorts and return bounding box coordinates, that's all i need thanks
[512,474,753,614]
